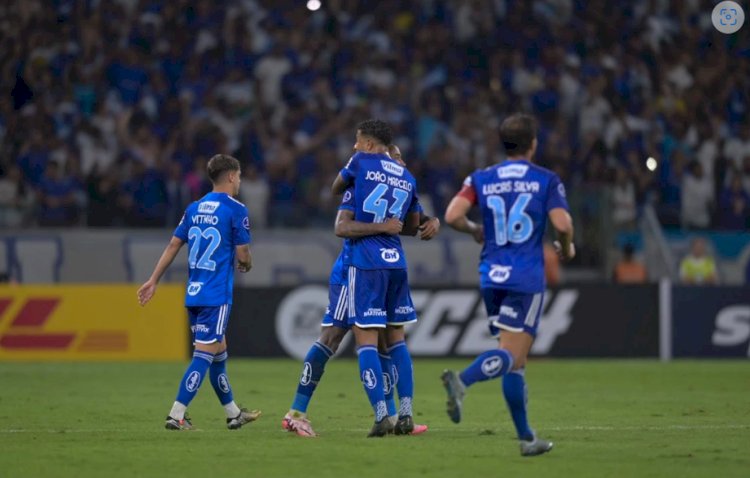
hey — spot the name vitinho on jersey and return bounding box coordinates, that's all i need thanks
[198,201,221,213]
[365,170,413,191]
[380,161,404,176]
[482,180,540,195]
[497,164,529,178]
[192,214,219,225]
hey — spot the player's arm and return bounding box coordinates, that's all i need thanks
[236,244,252,273]
[137,236,184,306]
[335,209,402,238]
[400,211,421,236]
[548,208,575,262]
[331,173,351,196]
[417,212,440,240]
[445,197,483,244]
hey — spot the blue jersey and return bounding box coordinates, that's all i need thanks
[174,192,251,306]
[339,152,420,270]
[462,160,569,293]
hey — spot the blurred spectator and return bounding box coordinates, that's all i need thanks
[0,165,33,227]
[613,243,648,284]
[164,161,191,227]
[240,164,269,229]
[718,175,750,230]
[679,237,718,285]
[611,167,637,230]
[681,161,713,230]
[746,257,750,285]
[37,161,80,227]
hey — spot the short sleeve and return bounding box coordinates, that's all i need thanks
[546,175,570,212]
[339,187,355,211]
[173,210,189,242]
[456,175,478,205]
[339,154,358,183]
[233,206,251,246]
[407,191,423,214]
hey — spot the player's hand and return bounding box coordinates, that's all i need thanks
[137,280,157,306]
[237,262,251,273]
[553,241,576,262]
[381,217,403,235]
[418,217,440,240]
[471,225,484,244]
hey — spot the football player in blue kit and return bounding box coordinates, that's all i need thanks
[282,144,438,437]
[443,113,575,456]
[137,154,261,431]
[332,120,425,437]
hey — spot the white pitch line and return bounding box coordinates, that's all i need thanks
[0,424,748,434]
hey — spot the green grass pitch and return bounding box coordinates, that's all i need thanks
[0,359,748,478]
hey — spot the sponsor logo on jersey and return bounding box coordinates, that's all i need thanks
[300,362,313,385]
[187,282,203,296]
[380,248,400,263]
[342,190,352,204]
[218,373,231,393]
[489,265,512,283]
[242,217,250,230]
[558,183,566,198]
[500,305,518,319]
[381,160,405,177]
[362,368,378,389]
[497,164,529,179]
[185,371,201,392]
[198,201,221,214]
[481,356,504,376]
[364,308,387,317]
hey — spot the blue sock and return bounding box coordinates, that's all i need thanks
[357,345,387,422]
[209,350,233,405]
[379,353,397,417]
[388,341,413,417]
[175,350,213,407]
[503,368,534,441]
[459,349,514,387]
[291,341,333,414]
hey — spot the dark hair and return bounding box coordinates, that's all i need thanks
[623,243,635,257]
[357,119,393,146]
[499,113,537,155]
[207,154,240,183]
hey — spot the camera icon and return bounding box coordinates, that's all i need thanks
[720,8,738,26]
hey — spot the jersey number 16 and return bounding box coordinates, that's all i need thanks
[487,193,533,246]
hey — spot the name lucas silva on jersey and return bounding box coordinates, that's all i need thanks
[482,181,541,195]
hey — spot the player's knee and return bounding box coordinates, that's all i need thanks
[319,328,346,353]
[510,354,527,370]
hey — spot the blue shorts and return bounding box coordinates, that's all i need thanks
[481,288,543,337]
[321,283,351,329]
[347,267,417,328]
[187,304,231,344]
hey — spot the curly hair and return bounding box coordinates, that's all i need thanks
[356,119,393,146]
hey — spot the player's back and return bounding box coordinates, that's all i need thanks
[471,160,568,293]
[342,152,418,270]
[176,192,250,306]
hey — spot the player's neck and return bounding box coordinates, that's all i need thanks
[361,146,388,155]
[212,185,234,196]
[507,155,533,162]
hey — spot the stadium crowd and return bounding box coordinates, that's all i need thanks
[1,0,749,231]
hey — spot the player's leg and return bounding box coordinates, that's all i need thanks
[385,269,419,434]
[166,306,223,430]
[349,266,390,437]
[208,336,261,430]
[441,289,520,424]
[377,330,398,423]
[283,283,350,436]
